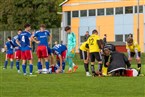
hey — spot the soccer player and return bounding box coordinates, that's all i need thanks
[65,26,78,73]
[3,36,14,69]
[12,29,22,73]
[52,44,67,73]
[16,24,33,75]
[126,37,142,76]
[86,29,103,76]
[79,42,91,76]
[33,24,50,74]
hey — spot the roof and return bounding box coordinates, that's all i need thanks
[59,0,69,6]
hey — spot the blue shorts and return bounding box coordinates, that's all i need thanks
[47,47,52,55]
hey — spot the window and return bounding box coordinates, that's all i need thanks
[115,7,123,15]
[80,10,87,17]
[89,9,96,16]
[115,35,123,42]
[72,11,79,17]
[125,34,129,41]
[125,6,133,14]
[135,6,143,13]
[106,8,114,15]
[67,11,71,25]
[97,9,104,16]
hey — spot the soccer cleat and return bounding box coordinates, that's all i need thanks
[67,70,72,73]
[73,65,78,72]
[86,73,92,77]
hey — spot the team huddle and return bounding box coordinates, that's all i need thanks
[3,24,143,76]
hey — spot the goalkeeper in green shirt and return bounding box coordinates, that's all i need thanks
[65,26,78,73]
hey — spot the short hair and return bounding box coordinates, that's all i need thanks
[128,33,133,38]
[7,36,11,40]
[40,24,46,28]
[65,26,71,31]
[127,37,133,43]
[92,29,98,34]
[18,29,22,31]
[24,23,31,28]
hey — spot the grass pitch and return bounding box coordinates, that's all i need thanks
[0,53,145,97]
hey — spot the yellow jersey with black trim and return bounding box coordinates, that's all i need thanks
[86,34,100,53]
[80,42,89,51]
[126,41,141,52]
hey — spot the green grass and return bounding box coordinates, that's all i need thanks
[0,53,145,97]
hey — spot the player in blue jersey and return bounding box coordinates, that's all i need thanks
[52,43,67,73]
[3,36,14,69]
[12,29,22,73]
[33,24,51,74]
[16,24,33,75]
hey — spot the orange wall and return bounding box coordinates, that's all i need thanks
[96,16,114,41]
[133,14,144,52]
[71,18,80,51]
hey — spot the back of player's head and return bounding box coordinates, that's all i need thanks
[65,26,71,31]
[103,44,116,52]
[18,29,22,31]
[92,29,98,34]
[40,24,46,28]
[24,23,31,28]
[7,36,11,40]
[127,37,133,43]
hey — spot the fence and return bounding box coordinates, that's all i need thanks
[0,28,63,51]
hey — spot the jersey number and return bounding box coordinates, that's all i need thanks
[89,38,94,45]
[22,36,25,42]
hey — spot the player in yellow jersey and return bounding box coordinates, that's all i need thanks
[86,30,103,76]
[126,37,142,75]
[79,42,91,76]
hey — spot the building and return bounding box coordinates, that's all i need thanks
[60,0,145,52]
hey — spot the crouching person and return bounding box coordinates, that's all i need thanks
[52,44,67,73]
[103,45,131,76]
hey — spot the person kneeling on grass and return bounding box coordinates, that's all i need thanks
[51,43,67,73]
[79,42,91,76]
[103,45,131,76]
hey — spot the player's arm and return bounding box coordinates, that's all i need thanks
[4,45,7,52]
[48,34,52,45]
[32,36,40,44]
[29,36,32,48]
[97,39,103,49]
[58,54,63,71]
[134,43,139,58]
[123,53,131,68]
[71,33,76,52]
[72,33,76,48]
[50,53,55,65]
[126,43,131,58]
[16,39,21,47]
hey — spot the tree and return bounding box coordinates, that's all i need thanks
[0,0,63,30]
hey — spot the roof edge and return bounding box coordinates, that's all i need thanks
[59,0,69,6]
